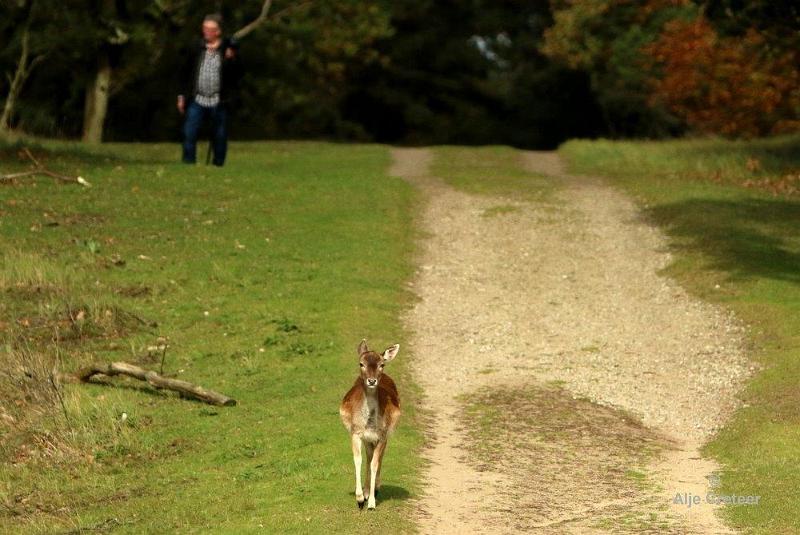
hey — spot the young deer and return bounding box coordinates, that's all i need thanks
[339,339,400,509]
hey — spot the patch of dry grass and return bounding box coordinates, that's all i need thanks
[0,249,150,479]
[459,384,677,533]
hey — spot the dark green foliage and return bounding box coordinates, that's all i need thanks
[1,0,606,147]
[1,1,796,145]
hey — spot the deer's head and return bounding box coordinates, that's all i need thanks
[357,339,399,390]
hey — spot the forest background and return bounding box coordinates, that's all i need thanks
[1,0,798,147]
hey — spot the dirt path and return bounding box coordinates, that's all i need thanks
[392,148,751,533]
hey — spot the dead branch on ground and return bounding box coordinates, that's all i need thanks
[0,148,91,187]
[76,361,236,406]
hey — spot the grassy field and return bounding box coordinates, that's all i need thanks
[0,139,422,533]
[5,134,798,533]
[431,145,554,201]
[560,135,800,534]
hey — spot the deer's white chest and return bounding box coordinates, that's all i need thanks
[359,395,382,444]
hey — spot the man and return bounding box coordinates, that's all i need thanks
[178,14,242,167]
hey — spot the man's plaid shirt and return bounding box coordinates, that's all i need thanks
[195,48,222,107]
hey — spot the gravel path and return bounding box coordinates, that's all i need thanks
[393,148,751,533]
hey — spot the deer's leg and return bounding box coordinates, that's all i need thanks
[367,440,387,509]
[351,434,365,507]
[375,440,387,491]
[364,441,375,498]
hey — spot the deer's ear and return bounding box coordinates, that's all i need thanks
[382,344,400,362]
[358,339,369,356]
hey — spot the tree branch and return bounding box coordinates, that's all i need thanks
[233,0,274,40]
[28,53,46,73]
[271,1,313,21]
[232,1,314,41]
[22,146,40,167]
[77,361,237,406]
[0,147,91,186]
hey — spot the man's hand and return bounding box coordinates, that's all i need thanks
[225,47,236,60]
[177,95,185,115]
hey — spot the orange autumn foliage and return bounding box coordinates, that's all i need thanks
[646,17,800,137]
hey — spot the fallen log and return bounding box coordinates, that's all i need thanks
[77,361,236,406]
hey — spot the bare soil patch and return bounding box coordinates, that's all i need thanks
[460,384,674,533]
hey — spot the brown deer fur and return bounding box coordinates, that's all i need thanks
[339,339,401,509]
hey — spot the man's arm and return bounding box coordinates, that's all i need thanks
[177,40,202,114]
[220,37,243,109]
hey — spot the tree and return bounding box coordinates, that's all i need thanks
[0,0,56,134]
[542,0,800,138]
[78,0,188,143]
[474,0,604,147]
[341,0,606,147]
[1,27,45,134]
[214,0,392,140]
[342,0,506,145]
[645,15,800,136]
[79,0,390,143]
[542,0,695,137]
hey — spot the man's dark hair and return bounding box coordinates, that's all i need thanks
[204,13,223,29]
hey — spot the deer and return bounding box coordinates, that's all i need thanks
[339,339,401,510]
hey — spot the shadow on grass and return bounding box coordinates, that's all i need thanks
[0,139,174,166]
[376,484,411,502]
[646,197,800,283]
[82,378,223,405]
[346,484,411,503]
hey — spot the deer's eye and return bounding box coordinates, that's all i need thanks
[379,364,384,370]
[359,363,365,368]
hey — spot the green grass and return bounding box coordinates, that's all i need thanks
[560,135,800,534]
[560,135,799,190]
[0,140,422,533]
[431,145,555,200]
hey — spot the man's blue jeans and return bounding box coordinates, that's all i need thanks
[182,101,228,166]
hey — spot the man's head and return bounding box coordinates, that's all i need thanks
[202,14,223,43]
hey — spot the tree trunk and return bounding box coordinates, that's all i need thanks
[0,27,42,134]
[82,52,112,144]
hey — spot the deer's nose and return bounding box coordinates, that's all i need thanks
[367,378,377,386]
